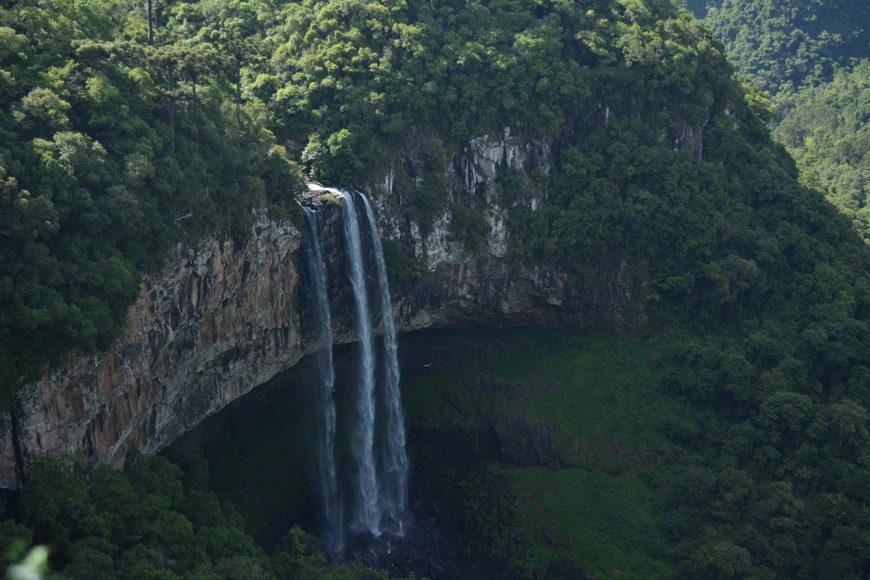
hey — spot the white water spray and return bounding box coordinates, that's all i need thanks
[359,195,409,534]
[341,191,381,536]
[302,207,344,556]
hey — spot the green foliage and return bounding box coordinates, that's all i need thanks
[774,61,870,241]
[19,455,262,575]
[403,319,870,577]
[0,520,33,567]
[381,239,426,288]
[448,200,487,251]
[302,129,365,185]
[11,453,394,579]
[271,526,392,579]
[266,0,729,175]
[6,0,870,577]
[0,0,306,408]
[403,330,680,576]
[511,467,670,578]
[692,1,870,250]
[695,0,869,96]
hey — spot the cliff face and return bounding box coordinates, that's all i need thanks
[0,210,304,487]
[0,132,647,488]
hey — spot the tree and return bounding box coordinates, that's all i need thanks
[198,0,265,124]
[692,539,753,578]
[21,457,107,553]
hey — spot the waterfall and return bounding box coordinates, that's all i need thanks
[341,191,381,536]
[359,195,409,534]
[302,208,344,556]
[302,186,409,550]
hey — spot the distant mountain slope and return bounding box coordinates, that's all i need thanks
[687,0,869,241]
[688,0,869,94]
[775,61,870,241]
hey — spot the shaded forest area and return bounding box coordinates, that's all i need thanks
[1,454,395,578]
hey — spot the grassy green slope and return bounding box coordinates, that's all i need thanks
[404,318,870,578]
[511,467,667,578]
[403,329,682,577]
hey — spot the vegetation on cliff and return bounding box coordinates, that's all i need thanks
[2,0,870,577]
[0,0,305,405]
[0,0,765,403]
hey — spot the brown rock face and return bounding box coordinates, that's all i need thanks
[0,134,647,487]
[0,209,305,487]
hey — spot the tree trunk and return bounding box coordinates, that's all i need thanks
[192,76,199,150]
[146,0,154,44]
[168,63,176,158]
[235,60,241,125]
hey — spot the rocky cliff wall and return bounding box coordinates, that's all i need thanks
[0,210,304,487]
[0,131,647,488]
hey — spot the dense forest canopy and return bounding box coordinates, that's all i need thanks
[2,0,870,577]
[0,0,305,406]
[687,0,869,94]
[688,0,869,242]
[1,453,392,578]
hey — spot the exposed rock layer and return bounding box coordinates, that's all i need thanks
[0,134,646,487]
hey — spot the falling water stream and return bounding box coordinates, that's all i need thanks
[340,191,382,536]
[360,194,409,535]
[303,187,410,557]
[301,207,344,557]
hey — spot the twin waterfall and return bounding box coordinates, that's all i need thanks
[302,189,409,558]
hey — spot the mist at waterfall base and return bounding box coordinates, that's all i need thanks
[301,190,411,565]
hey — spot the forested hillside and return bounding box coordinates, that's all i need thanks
[774,62,870,241]
[687,0,868,94]
[0,0,304,406]
[2,0,870,577]
[688,0,869,241]
[0,0,741,406]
